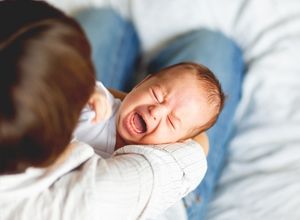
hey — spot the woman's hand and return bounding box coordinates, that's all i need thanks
[88,88,112,123]
[192,132,209,156]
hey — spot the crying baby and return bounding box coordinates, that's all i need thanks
[74,62,224,154]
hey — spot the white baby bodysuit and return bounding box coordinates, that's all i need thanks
[73,81,121,158]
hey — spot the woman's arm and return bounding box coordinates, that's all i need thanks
[93,140,207,219]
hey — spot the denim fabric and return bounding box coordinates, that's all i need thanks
[75,8,140,92]
[75,8,244,220]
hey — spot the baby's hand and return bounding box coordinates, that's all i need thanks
[87,88,112,123]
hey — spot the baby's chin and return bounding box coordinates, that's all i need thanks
[116,124,137,144]
[116,130,144,146]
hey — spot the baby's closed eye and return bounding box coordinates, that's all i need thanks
[167,116,175,129]
[150,86,164,103]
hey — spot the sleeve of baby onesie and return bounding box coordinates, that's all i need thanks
[72,81,118,156]
[73,81,112,125]
[77,81,115,123]
[92,139,207,220]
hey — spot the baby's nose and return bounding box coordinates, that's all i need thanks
[148,104,168,120]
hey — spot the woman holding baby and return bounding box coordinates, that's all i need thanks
[0,1,243,220]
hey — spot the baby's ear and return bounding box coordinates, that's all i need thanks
[134,74,152,89]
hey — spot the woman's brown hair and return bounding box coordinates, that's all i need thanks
[0,1,96,173]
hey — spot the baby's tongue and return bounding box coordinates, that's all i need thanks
[133,113,147,133]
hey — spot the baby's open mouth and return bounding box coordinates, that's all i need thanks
[132,113,147,134]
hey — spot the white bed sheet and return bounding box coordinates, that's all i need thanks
[48,0,300,219]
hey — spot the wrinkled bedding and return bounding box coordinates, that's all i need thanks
[49,0,300,219]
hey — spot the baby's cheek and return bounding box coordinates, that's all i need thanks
[166,131,186,143]
[153,132,178,144]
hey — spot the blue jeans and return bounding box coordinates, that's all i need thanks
[75,8,140,92]
[76,8,244,220]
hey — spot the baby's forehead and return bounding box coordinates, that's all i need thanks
[157,72,205,92]
[154,69,201,87]
[147,73,206,104]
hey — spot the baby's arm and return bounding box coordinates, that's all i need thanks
[87,86,112,123]
[74,82,117,157]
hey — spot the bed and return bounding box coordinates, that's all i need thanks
[48,0,300,219]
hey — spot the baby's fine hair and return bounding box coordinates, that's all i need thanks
[0,1,95,174]
[158,62,225,135]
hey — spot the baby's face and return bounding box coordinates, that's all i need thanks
[116,69,215,145]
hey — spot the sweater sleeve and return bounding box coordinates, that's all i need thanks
[92,139,207,220]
